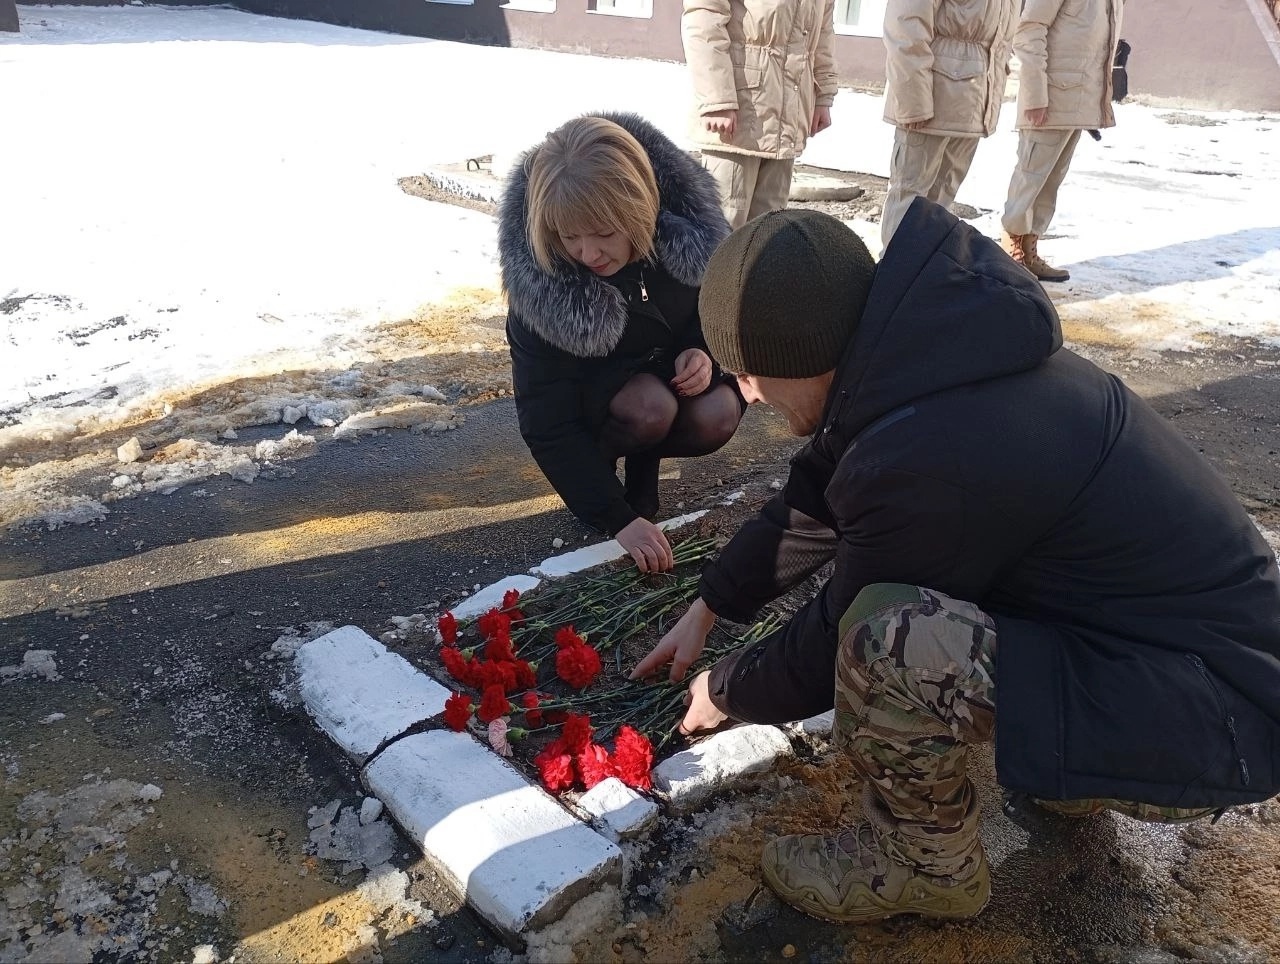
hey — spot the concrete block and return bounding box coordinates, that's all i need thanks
[448,574,541,621]
[530,510,707,578]
[296,625,451,763]
[788,168,865,202]
[364,731,621,939]
[788,709,834,739]
[576,777,658,841]
[652,724,793,814]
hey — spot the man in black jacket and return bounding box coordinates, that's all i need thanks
[633,200,1280,923]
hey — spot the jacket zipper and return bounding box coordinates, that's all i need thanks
[1185,653,1251,787]
[638,264,649,302]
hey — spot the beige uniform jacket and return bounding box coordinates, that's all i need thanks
[683,0,837,159]
[1014,0,1124,130]
[882,0,1019,138]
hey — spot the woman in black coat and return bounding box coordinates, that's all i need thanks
[499,113,742,572]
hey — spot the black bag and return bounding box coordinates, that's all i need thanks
[1112,39,1131,102]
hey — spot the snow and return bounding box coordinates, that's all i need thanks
[2,5,1279,528]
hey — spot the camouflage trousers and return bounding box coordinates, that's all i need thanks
[833,584,1214,876]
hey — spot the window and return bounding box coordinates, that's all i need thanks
[588,0,653,18]
[834,0,887,38]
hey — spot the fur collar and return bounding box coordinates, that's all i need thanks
[498,112,729,358]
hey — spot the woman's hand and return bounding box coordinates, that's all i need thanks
[670,348,713,397]
[631,598,716,682]
[810,105,832,137]
[616,516,674,573]
[703,109,738,139]
[678,671,729,736]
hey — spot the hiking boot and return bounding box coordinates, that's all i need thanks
[760,821,990,924]
[1022,234,1070,282]
[1002,231,1032,271]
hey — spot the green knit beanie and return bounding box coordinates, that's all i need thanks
[699,209,876,378]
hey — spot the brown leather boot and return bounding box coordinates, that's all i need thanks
[1002,231,1036,278]
[1022,234,1070,282]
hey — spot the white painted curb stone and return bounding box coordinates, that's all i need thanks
[789,709,835,738]
[652,724,794,814]
[448,574,541,621]
[296,626,452,763]
[530,510,708,578]
[364,730,622,939]
[576,777,659,842]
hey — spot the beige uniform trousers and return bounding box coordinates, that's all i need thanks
[701,150,795,230]
[1002,127,1082,237]
[880,128,980,252]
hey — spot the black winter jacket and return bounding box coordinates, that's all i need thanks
[703,198,1280,809]
[499,113,730,535]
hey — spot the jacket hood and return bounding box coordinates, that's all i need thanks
[834,198,1063,437]
[498,112,730,357]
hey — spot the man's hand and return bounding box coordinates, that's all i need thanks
[1025,107,1048,127]
[678,670,729,736]
[703,109,738,139]
[631,597,715,681]
[670,348,713,397]
[810,105,832,137]
[615,516,674,574]
[904,117,933,131]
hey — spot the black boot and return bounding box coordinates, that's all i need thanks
[623,453,661,522]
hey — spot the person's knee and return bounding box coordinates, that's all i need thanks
[839,584,925,648]
[611,389,677,449]
[683,392,743,454]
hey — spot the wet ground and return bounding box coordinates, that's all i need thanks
[3,255,1280,961]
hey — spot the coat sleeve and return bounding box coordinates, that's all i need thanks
[705,466,1006,724]
[508,315,638,537]
[814,0,838,108]
[683,0,740,115]
[698,440,840,624]
[883,0,937,125]
[1014,0,1068,112]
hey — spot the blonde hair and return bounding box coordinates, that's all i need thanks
[524,116,661,273]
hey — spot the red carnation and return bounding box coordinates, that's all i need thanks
[561,712,593,753]
[534,738,575,792]
[554,625,583,649]
[477,684,512,724]
[521,691,543,727]
[477,607,512,642]
[443,692,472,732]
[576,743,616,790]
[612,725,654,791]
[440,647,474,687]
[437,611,457,645]
[503,588,521,609]
[556,640,602,689]
[484,630,515,663]
[514,659,537,689]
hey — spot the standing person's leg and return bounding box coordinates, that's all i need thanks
[701,150,761,230]
[881,128,949,252]
[761,584,995,923]
[930,135,981,210]
[1002,128,1077,281]
[1028,128,1081,237]
[745,157,796,222]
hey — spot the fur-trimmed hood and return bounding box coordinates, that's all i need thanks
[498,112,730,358]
